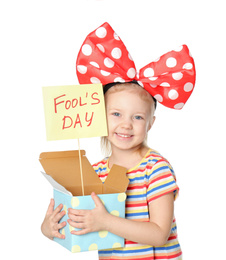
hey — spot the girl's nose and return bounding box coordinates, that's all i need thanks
[120,117,133,129]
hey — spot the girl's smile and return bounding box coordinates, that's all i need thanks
[115,133,133,138]
[114,132,134,142]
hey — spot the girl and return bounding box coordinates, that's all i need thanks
[41,22,196,260]
[42,81,181,259]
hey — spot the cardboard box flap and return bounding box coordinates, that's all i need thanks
[104,165,129,194]
[39,150,129,196]
[39,150,102,196]
[40,150,86,159]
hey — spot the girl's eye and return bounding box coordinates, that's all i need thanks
[113,112,120,117]
[134,115,143,120]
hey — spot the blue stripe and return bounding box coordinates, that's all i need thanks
[140,161,148,166]
[99,247,154,254]
[126,212,149,217]
[127,194,146,199]
[171,226,177,232]
[129,176,145,181]
[98,249,113,255]
[114,247,154,254]
[152,165,170,174]
[155,243,180,250]
[94,167,107,174]
[147,180,176,196]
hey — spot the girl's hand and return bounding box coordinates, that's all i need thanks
[68,192,109,235]
[41,199,66,240]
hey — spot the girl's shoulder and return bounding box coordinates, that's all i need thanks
[146,148,171,163]
[133,148,174,175]
[139,148,171,167]
[145,148,175,176]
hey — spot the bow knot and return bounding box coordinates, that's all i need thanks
[76,22,196,110]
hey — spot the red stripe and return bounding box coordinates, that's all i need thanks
[109,257,154,260]
[127,184,147,190]
[98,173,108,178]
[126,202,147,207]
[92,160,106,167]
[125,234,178,246]
[147,188,178,203]
[125,240,138,245]
[168,235,177,241]
[149,173,173,184]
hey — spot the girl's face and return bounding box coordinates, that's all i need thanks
[105,87,155,153]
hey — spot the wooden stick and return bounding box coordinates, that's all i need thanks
[77,138,85,196]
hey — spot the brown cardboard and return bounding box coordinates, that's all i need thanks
[39,150,129,196]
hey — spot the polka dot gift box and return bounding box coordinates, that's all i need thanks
[54,191,127,252]
[39,150,129,253]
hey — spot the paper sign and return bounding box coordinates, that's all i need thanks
[42,84,108,140]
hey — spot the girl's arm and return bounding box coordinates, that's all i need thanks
[68,192,174,247]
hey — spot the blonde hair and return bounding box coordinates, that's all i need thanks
[101,82,155,156]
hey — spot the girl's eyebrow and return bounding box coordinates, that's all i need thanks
[107,107,122,111]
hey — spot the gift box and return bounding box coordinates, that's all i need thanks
[39,150,129,253]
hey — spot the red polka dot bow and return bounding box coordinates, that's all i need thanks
[76,22,196,109]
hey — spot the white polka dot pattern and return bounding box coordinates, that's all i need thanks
[76,22,196,109]
[53,190,126,253]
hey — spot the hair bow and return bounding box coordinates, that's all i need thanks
[76,22,196,109]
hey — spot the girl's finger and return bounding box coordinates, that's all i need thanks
[54,230,65,239]
[71,228,90,236]
[91,192,103,207]
[68,219,86,229]
[53,203,64,215]
[53,208,66,223]
[46,198,55,216]
[57,221,67,230]
[68,208,87,216]
[68,214,84,223]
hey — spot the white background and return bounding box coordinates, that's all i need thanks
[1,0,225,259]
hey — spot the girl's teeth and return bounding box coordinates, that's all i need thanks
[117,133,131,137]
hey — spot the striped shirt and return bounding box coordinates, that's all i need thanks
[93,148,182,260]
